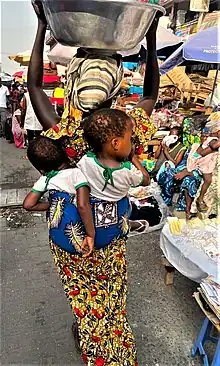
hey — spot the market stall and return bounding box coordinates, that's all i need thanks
[160,217,219,283]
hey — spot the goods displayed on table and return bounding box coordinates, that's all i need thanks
[167,217,219,264]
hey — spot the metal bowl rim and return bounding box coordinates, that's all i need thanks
[43,0,166,16]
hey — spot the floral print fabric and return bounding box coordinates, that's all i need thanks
[42,105,156,165]
[42,105,87,166]
[127,108,157,155]
[50,239,138,366]
[47,189,137,364]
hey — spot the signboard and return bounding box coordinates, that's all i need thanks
[190,0,210,12]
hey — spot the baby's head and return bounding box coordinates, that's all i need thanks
[27,136,68,174]
[84,108,133,161]
[165,162,171,168]
[170,126,183,141]
[200,127,210,143]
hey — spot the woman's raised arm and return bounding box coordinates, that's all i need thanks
[135,14,160,116]
[27,1,60,130]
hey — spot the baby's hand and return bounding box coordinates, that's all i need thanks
[81,236,94,258]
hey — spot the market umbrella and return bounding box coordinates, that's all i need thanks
[159,26,220,106]
[13,70,25,78]
[13,69,60,84]
[9,49,50,66]
[159,26,220,75]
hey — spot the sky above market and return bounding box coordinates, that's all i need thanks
[1,0,37,74]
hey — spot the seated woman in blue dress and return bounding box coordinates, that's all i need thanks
[157,149,202,220]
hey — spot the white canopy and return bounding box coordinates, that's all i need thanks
[48,26,181,66]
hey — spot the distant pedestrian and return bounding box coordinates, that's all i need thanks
[22,91,42,144]
[0,78,10,137]
[53,82,65,99]
[11,100,25,149]
[10,81,21,114]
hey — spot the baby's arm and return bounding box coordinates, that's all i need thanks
[131,154,150,185]
[23,176,49,211]
[23,191,49,211]
[197,138,220,157]
[128,163,150,188]
[76,187,95,239]
[76,187,95,257]
[72,167,95,256]
[209,138,220,151]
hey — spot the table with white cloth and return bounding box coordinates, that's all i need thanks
[160,219,219,284]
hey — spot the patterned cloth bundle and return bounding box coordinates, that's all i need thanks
[66,48,123,113]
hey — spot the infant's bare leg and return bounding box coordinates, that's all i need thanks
[198,173,212,203]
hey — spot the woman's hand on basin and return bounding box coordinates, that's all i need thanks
[31,0,47,25]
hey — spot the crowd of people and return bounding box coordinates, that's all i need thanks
[2,1,219,365]
[0,78,66,153]
[0,79,43,152]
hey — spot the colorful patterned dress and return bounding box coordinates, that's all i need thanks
[157,149,202,210]
[42,106,154,365]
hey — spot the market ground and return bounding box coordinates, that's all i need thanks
[1,139,205,366]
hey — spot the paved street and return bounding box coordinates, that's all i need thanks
[1,139,204,365]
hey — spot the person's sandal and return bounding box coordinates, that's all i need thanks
[72,322,81,354]
[186,212,196,220]
[196,200,208,212]
[129,220,149,236]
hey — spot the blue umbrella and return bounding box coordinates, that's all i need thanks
[160,26,220,75]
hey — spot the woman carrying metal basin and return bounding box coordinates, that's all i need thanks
[27,1,162,364]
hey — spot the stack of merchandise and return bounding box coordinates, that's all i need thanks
[194,276,220,329]
[188,73,220,105]
[120,67,144,96]
[152,104,184,129]
[199,276,220,319]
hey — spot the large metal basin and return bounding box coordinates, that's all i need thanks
[41,0,165,50]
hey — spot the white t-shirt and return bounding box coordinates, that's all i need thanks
[77,153,144,201]
[31,168,89,194]
[24,92,43,131]
[0,85,10,108]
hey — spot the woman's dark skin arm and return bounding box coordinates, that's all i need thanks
[20,95,27,127]
[27,1,60,130]
[174,169,194,180]
[16,113,22,126]
[162,145,185,166]
[154,144,162,159]
[135,14,160,116]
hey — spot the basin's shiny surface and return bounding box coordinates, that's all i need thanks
[41,0,165,50]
